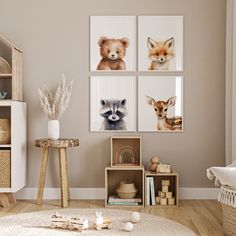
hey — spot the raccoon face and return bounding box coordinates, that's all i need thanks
[100,99,127,122]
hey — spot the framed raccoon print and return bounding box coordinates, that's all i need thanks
[90,16,136,71]
[138,16,183,72]
[90,76,136,132]
[138,76,183,132]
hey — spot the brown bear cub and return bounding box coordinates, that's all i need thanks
[97,36,129,70]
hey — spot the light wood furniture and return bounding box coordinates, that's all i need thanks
[35,139,79,208]
[111,136,141,167]
[0,33,23,100]
[0,200,224,236]
[105,166,144,207]
[145,171,179,207]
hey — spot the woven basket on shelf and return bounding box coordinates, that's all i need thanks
[222,203,236,236]
[0,150,11,188]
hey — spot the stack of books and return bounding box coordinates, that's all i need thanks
[146,177,156,206]
[108,195,142,206]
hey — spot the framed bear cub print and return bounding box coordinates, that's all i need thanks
[138,16,183,72]
[90,16,136,71]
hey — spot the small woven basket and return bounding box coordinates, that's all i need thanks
[222,203,236,236]
[0,150,11,188]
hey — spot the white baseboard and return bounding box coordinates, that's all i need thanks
[15,188,219,200]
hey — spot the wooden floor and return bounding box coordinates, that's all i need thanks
[0,200,224,236]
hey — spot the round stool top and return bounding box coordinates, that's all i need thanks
[35,139,79,148]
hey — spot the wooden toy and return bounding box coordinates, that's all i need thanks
[168,197,175,205]
[94,211,112,231]
[166,192,173,198]
[149,156,160,172]
[155,196,161,204]
[67,217,89,231]
[157,163,171,173]
[160,198,167,205]
[50,212,69,229]
[158,191,166,198]
[162,180,170,186]
[162,185,169,192]
[50,212,88,232]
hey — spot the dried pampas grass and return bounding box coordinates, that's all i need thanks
[38,74,73,120]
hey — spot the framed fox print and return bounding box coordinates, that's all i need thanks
[90,16,136,71]
[138,16,183,72]
[90,76,136,132]
[138,76,183,132]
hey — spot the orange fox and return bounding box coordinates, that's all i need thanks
[147,37,175,70]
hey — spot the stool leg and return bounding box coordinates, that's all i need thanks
[59,148,68,208]
[37,148,49,205]
[65,155,70,201]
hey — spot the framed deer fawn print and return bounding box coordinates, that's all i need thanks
[138,76,183,132]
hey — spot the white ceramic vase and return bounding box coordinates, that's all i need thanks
[48,120,60,140]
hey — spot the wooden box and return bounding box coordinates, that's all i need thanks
[145,171,179,207]
[105,166,144,207]
[0,150,10,188]
[111,136,141,167]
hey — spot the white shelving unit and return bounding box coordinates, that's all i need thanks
[0,33,26,207]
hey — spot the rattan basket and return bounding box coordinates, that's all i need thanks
[222,203,236,236]
[0,150,11,188]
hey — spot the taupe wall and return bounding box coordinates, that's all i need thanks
[0,0,225,188]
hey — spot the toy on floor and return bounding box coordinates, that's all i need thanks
[94,211,112,231]
[130,211,141,223]
[50,212,89,232]
[124,222,134,232]
[67,217,89,231]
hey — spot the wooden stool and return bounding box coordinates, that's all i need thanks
[0,193,16,207]
[35,139,79,208]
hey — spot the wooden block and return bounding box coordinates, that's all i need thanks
[168,197,175,205]
[166,192,173,199]
[162,180,170,186]
[158,191,166,198]
[162,186,169,192]
[155,196,161,204]
[160,198,167,205]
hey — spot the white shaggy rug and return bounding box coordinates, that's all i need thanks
[0,208,196,236]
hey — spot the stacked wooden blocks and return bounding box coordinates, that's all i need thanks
[155,180,175,206]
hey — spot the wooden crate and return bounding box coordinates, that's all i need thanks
[110,136,141,167]
[0,150,10,188]
[145,171,179,207]
[105,166,144,207]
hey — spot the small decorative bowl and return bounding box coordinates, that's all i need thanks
[116,181,137,199]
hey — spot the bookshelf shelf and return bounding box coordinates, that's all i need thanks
[105,166,144,207]
[145,171,179,207]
